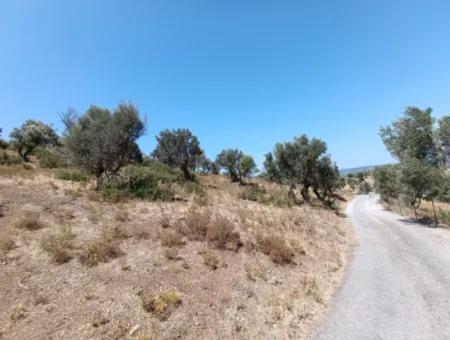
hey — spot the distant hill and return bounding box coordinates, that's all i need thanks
[339,165,378,176]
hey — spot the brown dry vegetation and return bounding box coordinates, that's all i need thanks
[0,167,353,339]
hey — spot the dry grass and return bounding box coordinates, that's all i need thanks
[160,229,185,247]
[201,249,219,270]
[0,167,353,340]
[14,212,46,231]
[0,232,15,257]
[182,208,211,241]
[40,226,76,264]
[140,291,182,321]
[206,216,242,251]
[256,233,294,265]
[79,234,123,267]
[162,247,180,261]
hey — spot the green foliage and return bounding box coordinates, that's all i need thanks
[264,135,341,204]
[240,184,290,207]
[0,150,22,165]
[62,104,145,186]
[0,139,8,150]
[10,120,59,162]
[33,147,68,169]
[357,181,372,194]
[216,149,256,184]
[239,155,258,177]
[398,158,443,210]
[380,107,438,165]
[438,116,450,165]
[100,164,179,201]
[373,165,401,202]
[56,169,89,182]
[152,128,203,180]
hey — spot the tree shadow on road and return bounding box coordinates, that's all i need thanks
[397,217,448,230]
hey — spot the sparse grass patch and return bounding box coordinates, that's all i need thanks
[240,184,290,207]
[256,233,294,265]
[140,291,182,320]
[114,205,130,222]
[160,230,185,248]
[79,233,123,267]
[64,188,82,199]
[181,209,211,241]
[56,169,89,182]
[15,212,46,231]
[301,275,322,303]
[202,250,219,270]
[40,226,76,264]
[163,247,180,261]
[0,231,15,257]
[207,216,241,251]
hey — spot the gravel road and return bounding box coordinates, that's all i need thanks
[314,194,450,340]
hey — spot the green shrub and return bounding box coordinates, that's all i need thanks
[34,148,68,169]
[56,169,89,182]
[0,150,22,165]
[358,181,372,194]
[0,139,8,150]
[101,164,180,201]
[240,185,290,207]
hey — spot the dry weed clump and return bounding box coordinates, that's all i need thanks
[206,216,241,251]
[160,230,185,248]
[79,233,123,267]
[113,206,130,222]
[182,209,211,241]
[140,291,182,321]
[15,212,46,231]
[0,232,15,257]
[201,249,219,270]
[256,233,294,265]
[301,275,323,303]
[162,247,180,261]
[40,226,76,264]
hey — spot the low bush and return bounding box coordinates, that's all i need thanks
[101,164,178,201]
[79,235,123,267]
[206,216,241,251]
[0,139,8,149]
[15,212,46,231]
[0,150,21,166]
[358,181,372,194]
[163,247,180,261]
[202,250,219,270]
[240,185,290,207]
[160,230,185,248]
[256,233,294,265]
[33,148,68,169]
[181,209,211,241]
[0,232,15,257]
[40,227,75,264]
[140,291,182,320]
[56,169,89,182]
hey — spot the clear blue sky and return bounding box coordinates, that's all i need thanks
[1,0,450,169]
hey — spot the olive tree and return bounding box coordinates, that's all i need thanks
[152,129,203,180]
[438,116,450,166]
[264,135,339,203]
[216,149,257,184]
[62,103,145,187]
[373,165,401,203]
[10,120,59,161]
[380,107,439,165]
[398,157,442,220]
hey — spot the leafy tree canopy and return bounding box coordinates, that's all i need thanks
[10,120,59,161]
[152,128,203,180]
